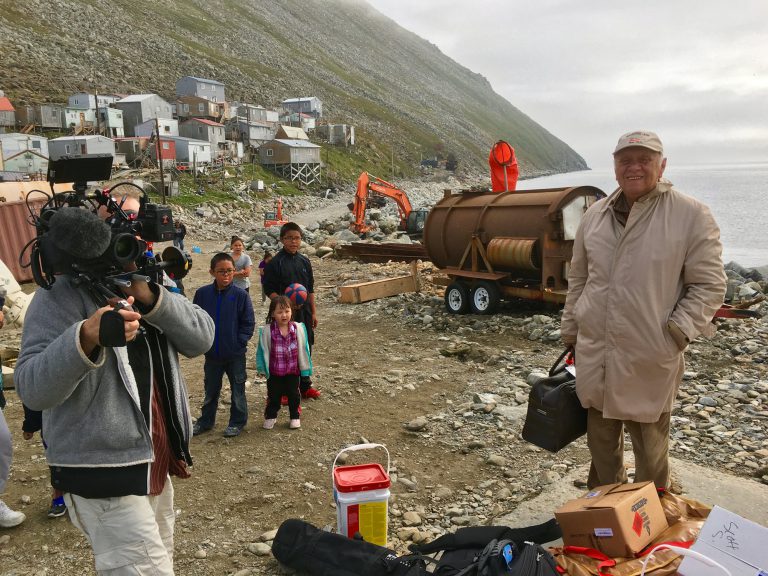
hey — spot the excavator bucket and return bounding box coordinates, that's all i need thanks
[489,140,519,192]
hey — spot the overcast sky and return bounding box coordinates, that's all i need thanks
[365,0,768,169]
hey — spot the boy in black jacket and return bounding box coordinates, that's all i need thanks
[263,223,320,399]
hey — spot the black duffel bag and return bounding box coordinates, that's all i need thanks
[521,347,587,452]
[271,518,427,575]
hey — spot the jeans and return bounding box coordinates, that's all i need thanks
[173,238,184,251]
[198,355,248,429]
[0,409,11,494]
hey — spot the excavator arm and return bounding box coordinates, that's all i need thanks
[351,172,414,234]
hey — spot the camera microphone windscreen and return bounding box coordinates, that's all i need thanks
[49,207,112,259]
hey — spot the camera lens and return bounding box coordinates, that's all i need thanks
[110,233,143,264]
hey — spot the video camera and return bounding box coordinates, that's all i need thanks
[22,154,191,301]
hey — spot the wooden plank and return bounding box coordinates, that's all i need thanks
[338,274,417,304]
[443,267,509,281]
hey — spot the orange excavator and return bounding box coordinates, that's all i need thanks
[349,172,428,235]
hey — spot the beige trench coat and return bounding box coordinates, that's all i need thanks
[561,180,726,422]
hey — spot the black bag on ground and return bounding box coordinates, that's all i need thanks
[409,520,562,576]
[271,518,427,576]
[521,348,587,453]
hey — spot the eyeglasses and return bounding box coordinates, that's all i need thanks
[214,269,235,275]
[282,235,302,242]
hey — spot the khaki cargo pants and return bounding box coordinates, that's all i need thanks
[586,408,671,490]
[65,478,175,575]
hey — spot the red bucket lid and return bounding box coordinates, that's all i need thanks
[333,463,390,492]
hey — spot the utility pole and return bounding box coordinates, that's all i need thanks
[94,92,102,135]
[155,117,166,203]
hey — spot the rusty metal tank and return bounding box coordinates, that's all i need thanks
[424,186,605,291]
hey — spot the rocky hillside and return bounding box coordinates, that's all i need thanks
[0,0,587,175]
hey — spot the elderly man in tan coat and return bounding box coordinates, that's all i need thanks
[561,130,726,490]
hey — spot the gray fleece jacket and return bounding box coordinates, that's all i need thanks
[15,275,214,468]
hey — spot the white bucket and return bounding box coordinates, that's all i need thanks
[332,443,391,547]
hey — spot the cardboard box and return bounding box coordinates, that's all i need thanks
[555,481,668,558]
[679,506,768,576]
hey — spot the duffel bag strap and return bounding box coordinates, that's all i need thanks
[549,348,575,377]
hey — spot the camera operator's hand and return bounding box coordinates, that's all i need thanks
[121,275,157,308]
[0,309,5,329]
[80,296,142,355]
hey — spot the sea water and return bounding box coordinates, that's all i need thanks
[518,162,768,268]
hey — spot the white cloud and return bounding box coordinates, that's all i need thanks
[365,0,768,167]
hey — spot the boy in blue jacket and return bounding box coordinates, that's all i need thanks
[192,253,255,438]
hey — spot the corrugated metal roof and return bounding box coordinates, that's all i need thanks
[185,118,224,127]
[282,97,316,104]
[273,139,320,148]
[161,135,211,145]
[186,76,225,86]
[0,182,90,282]
[0,198,45,283]
[116,94,157,103]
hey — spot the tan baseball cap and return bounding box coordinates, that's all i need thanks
[613,130,664,155]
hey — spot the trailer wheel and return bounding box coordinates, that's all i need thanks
[470,281,500,315]
[444,282,470,314]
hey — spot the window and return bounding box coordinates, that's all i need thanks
[80,144,87,154]
[162,142,169,150]
[198,103,205,113]
[266,149,273,157]
[65,144,72,154]
[32,141,41,149]
[198,126,203,135]
[182,104,189,113]
[164,125,170,133]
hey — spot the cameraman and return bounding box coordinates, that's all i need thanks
[15,201,215,574]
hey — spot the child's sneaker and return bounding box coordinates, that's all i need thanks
[0,500,25,528]
[302,388,321,400]
[289,419,301,429]
[263,418,276,430]
[48,496,67,519]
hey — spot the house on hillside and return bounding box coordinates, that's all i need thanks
[65,93,124,137]
[226,118,275,148]
[280,112,316,133]
[175,95,227,122]
[259,138,321,186]
[176,76,226,103]
[274,125,309,141]
[0,133,49,175]
[161,135,211,165]
[48,135,116,161]
[135,118,179,138]
[114,94,173,137]
[0,96,15,132]
[230,102,279,124]
[15,104,65,131]
[281,97,322,118]
[316,123,355,146]
[115,138,149,168]
[179,118,225,155]
[67,92,120,110]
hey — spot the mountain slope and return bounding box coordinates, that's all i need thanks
[0,0,587,175]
